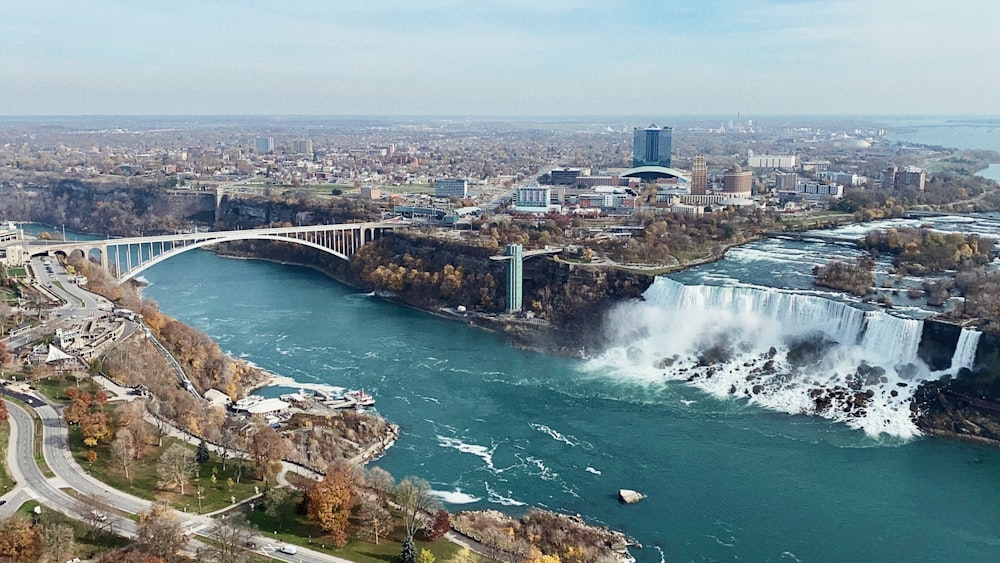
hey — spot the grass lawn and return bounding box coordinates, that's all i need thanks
[34,374,98,404]
[6,267,27,278]
[245,490,463,563]
[16,500,129,559]
[0,420,13,493]
[69,425,266,514]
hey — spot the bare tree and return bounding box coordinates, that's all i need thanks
[77,494,114,539]
[42,522,76,563]
[111,431,136,482]
[136,501,187,558]
[205,513,253,563]
[147,398,171,447]
[157,443,197,495]
[365,466,394,504]
[392,477,440,539]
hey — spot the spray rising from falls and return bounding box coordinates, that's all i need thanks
[586,278,979,439]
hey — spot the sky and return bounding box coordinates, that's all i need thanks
[3,0,999,116]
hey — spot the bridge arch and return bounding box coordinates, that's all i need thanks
[116,233,354,282]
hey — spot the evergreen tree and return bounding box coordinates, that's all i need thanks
[196,439,210,465]
[400,536,417,563]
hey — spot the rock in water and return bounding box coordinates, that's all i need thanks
[618,489,646,504]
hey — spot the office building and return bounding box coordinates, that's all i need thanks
[883,165,926,192]
[723,165,753,197]
[690,156,708,195]
[632,124,673,167]
[254,137,274,154]
[514,184,552,213]
[434,178,469,198]
[550,167,591,185]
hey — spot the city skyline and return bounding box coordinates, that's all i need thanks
[3,0,999,116]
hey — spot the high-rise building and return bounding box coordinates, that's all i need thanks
[434,178,468,198]
[775,172,798,191]
[254,137,274,154]
[723,165,753,197]
[292,139,313,154]
[690,156,708,195]
[632,124,672,167]
[884,165,925,192]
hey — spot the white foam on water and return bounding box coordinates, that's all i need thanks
[586,278,945,439]
[437,436,500,472]
[585,466,602,475]
[432,488,481,504]
[484,481,526,506]
[529,423,578,447]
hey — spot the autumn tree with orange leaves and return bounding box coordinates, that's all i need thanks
[305,465,356,547]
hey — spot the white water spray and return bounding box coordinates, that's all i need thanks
[586,278,942,438]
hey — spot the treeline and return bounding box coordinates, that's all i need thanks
[834,171,1000,219]
[813,258,876,296]
[862,227,994,275]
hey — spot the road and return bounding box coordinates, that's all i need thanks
[0,395,352,563]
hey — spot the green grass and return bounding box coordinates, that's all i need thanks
[0,420,13,493]
[68,425,265,514]
[34,375,97,404]
[245,491,462,563]
[16,500,129,558]
[6,267,27,278]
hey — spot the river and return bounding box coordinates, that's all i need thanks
[132,216,1000,562]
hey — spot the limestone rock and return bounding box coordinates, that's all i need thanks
[618,489,646,504]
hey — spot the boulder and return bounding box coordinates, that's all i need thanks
[618,489,646,504]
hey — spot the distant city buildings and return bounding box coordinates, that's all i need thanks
[254,137,274,154]
[632,124,672,168]
[434,178,469,198]
[723,165,753,197]
[747,154,796,169]
[795,181,844,200]
[550,167,591,185]
[514,184,553,213]
[690,156,708,195]
[883,165,926,191]
[291,139,313,155]
[775,172,798,191]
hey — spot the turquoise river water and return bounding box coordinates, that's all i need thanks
[133,228,1000,563]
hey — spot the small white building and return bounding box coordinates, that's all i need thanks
[204,389,232,407]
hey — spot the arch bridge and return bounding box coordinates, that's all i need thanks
[31,221,409,282]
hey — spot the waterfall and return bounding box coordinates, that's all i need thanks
[590,278,932,438]
[950,328,982,372]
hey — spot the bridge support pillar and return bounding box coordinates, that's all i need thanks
[505,243,523,313]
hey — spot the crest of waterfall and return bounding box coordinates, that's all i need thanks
[950,329,982,372]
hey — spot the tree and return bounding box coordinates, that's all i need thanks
[148,398,172,447]
[400,536,417,563]
[417,549,437,563]
[450,547,477,563]
[356,499,393,545]
[366,466,394,504]
[263,487,290,530]
[136,502,186,558]
[157,443,197,495]
[393,477,440,539]
[111,431,137,482]
[305,465,355,547]
[247,425,286,484]
[0,400,7,423]
[77,494,114,539]
[422,509,450,540]
[0,342,10,367]
[196,439,211,465]
[204,513,253,563]
[42,522,76,563]
[0,516,41,560]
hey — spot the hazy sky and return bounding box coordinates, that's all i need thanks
[4,0,998,116]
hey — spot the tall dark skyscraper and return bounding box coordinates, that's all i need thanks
[632,124,673,167]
